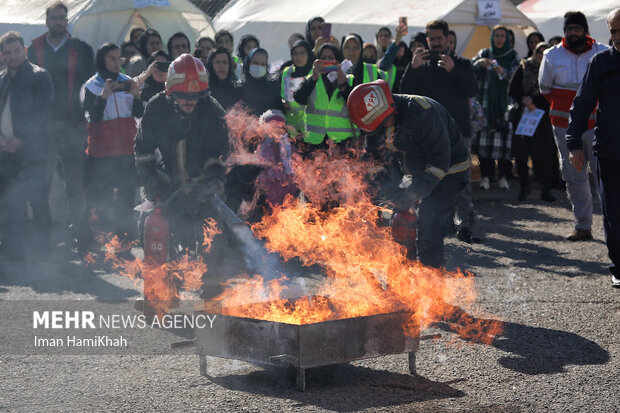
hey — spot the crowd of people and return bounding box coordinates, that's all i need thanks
[0,1,618,287]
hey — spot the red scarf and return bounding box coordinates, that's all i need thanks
[562,35,594,55]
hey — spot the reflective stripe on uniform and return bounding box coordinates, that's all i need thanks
[425,166,446,180]
[136,154,156,162]
[447,159,470,175]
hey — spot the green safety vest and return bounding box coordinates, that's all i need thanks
[304,74,357,144]
[359,63,389,85]
[280,66,306,134]
[384,65,396,90]
[233,55,242,80]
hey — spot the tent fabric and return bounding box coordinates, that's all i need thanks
[0,0,215,52]
[213,0,537,63]
[518,0,616,45]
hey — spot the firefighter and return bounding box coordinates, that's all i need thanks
[347,79,470,268]
[134,54,229,259]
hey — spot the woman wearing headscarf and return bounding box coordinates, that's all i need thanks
[126,29,163,77]
[509,42,556,202]
[341,33,387,88]
[81,43,144,248]
[293,43,356,152]
[525,32,545,58]
[239,48,283,116]
[305,16,325,47]
[375,26,392,59]
[234,34,260,82]
[362,43,378,64]
[207,47,241,110]
[409,32,429,54]
[377,24,409,91]
[140,50,170,104]
[471,25,519,191]
[278,39,314,136]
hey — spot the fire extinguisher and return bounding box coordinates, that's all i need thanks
[391,210,417,260]
[143,207,169,265]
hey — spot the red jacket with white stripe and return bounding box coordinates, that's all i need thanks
[81,73,143,157]
[538,38,608,129]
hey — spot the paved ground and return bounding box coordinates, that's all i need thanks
[1,179,619,413]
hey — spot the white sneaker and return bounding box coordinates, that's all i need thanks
[479,177,490,191]
[612,274,620,288]
[498,176,510,190]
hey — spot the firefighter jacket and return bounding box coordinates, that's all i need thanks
[134,92,229,202]
[374,94,470,200]
[538,38,608,129]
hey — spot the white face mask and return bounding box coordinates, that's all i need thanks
[249,64,267,79]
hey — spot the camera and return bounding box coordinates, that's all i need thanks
[114,81,132,92]
[427,50,441,62]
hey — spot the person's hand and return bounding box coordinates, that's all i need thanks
[438,53,454,72]
[312,59,322,80]
[129,79,141,98]
[569,150,584,172]
[101,79,116,99]
[411,47,429,69]
[522,96,536,111]
[476,58,490,69]
[395,24,407,43]
[0,136,23,153]
[493,64,505,76]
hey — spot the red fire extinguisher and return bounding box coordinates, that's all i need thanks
[143,207,169,265]
[391,210,417,260]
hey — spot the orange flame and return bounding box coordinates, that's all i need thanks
[100,220,222,317]
[211,128,503,341]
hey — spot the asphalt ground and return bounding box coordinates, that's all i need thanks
[1,177,619,413]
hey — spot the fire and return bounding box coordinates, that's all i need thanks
[99,225,221,317]
[210,118,503,342]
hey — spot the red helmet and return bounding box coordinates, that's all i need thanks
[347,79,395,132]
[165,53,209,99]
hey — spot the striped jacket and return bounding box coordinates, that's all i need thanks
[538,40,608,129]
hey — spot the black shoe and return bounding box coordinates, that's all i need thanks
[541,192,556,202]
[456,227,484,244]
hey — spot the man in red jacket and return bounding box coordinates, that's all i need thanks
[538,11,608,241]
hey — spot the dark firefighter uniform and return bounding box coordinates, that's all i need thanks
[369,94,470,268]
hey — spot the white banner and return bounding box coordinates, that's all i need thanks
[133,0,170,8]
[477,0,502,25]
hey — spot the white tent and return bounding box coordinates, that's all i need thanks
[518,0,615,45]
[213,0,538,65]
[0,0,215,51]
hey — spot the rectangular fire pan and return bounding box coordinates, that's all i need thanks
[194,309,419,391]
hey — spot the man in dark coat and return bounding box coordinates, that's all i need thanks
[0,32,54,260]
[399,19,480,244]
[567,8,620,288]
[27,1,94,242]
